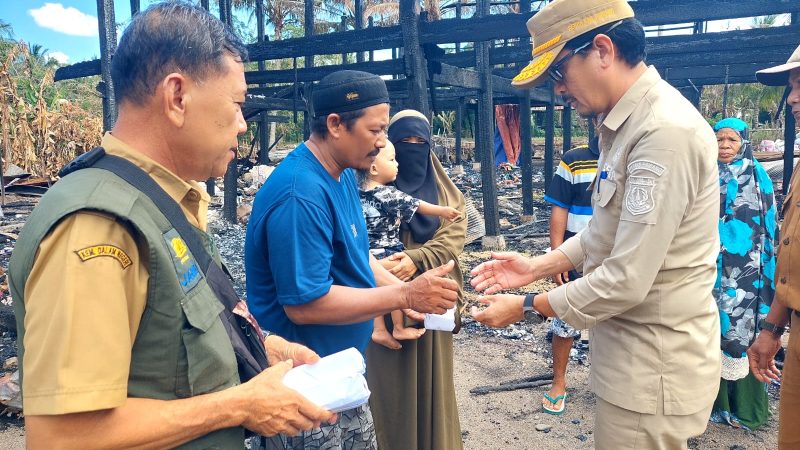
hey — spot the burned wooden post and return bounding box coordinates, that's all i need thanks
[544,83,555,192]
[476,0,502,249]
[355,0,365,63]
[96,0,117,131]
[455,97,464,166]
[785,104,797,195]
[130,0,140,16]
[588,116,596,145]
[340,16,349,64]
[200,0,209,10]
[399,0,431,118]
[256,0,270,164]
[518,0,533,223]
[221,0,238,223]
[520,94,533,222]
[303,0,314,140]
[562,104,572,153]
[368,17,375,62]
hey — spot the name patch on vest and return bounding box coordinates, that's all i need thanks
[163,229,201,293]
[75,245,133,269]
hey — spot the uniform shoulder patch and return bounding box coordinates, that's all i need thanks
[625,176,657,216]
[628,160,665,177]
[75,245,133,269]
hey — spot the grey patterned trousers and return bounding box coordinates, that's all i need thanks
[255,403,377,450]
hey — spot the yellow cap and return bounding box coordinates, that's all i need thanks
[512,0,634,89]
[756,44,800,87]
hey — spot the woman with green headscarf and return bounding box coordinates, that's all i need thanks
[366,110,466,450]
[711,117,777,430]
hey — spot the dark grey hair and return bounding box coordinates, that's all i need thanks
[111,1,248,105]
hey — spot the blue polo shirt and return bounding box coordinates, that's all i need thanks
[244,143,376,358]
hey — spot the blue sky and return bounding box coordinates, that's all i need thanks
[2,1,790,66]
[2,1,255,64]
[3,1,135,64]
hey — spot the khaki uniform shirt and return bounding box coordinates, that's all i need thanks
[548,67,721,416]
[22,133,210,415]
[775,167,800,311]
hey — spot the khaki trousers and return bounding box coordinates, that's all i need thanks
[594,384,713,450]
[780,313,800,449]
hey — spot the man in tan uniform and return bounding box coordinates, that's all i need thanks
[748,44,800,449]
[9,4,336,448]
[470,1,720,448]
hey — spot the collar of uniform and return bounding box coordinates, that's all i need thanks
[601,66,661,132]
[100,132,210,230]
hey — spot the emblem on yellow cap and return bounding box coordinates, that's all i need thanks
[513,50,556,83]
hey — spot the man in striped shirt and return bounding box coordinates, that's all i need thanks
[540,135,599,415]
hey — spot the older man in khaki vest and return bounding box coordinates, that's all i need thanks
[470,0,720,448]
[748,43,800,450]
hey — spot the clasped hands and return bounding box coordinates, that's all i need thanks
[469,251,539,328]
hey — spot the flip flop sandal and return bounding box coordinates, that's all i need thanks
[542,393,567,415]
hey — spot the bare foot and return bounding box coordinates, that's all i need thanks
[393,326,426,341]
[372,328,401,350]
[542,385,567,412]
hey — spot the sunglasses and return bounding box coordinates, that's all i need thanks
[547,20,624,83]
[547,41,592,83]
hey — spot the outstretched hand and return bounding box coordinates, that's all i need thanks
[470,294,525,328]
[470,252,535,294]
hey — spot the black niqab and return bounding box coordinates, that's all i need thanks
[389,116,439,243]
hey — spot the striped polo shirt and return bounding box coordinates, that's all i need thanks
[544,140,600,237]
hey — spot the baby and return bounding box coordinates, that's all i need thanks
[359,141,460,349]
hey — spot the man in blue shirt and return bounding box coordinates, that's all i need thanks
[245,70,459,449]
[541,134,599,415]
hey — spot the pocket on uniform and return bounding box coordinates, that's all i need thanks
[180,289,238,396]
[595,179,617,208]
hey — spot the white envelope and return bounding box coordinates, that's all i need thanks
[282,348,371,413]
[424,307,456,332]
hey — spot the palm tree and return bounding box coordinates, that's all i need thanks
[0,20,13,40]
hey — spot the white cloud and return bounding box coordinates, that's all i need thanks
[47,51,70,64]
[29,3,98,37]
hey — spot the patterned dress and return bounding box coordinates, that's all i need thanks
[359,185,420,257]
[711,120,777,430]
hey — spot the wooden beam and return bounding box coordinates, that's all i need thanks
[96,0,117,131]
[246,59,404,84]
[399,0,431,118]
[417,0,800,45]
[476,0,500,241]
[244,95,297,111]
[247,25,403,62]
[54,59,101,81]
[455,97,464,164]
[130,0,140,16]
[520,93,533,217]
[355,0,365,63]
[544,84,555,193]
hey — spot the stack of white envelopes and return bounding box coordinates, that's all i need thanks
[282,347,371,413]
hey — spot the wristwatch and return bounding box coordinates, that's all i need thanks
[759,320,786,337]
[522,293,545,324]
